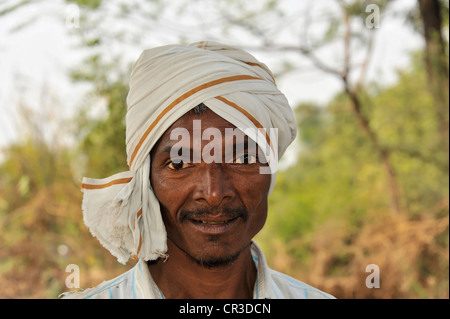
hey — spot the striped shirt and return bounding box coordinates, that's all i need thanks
[61,242,334,299]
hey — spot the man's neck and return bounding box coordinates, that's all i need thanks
[147,241,257,299]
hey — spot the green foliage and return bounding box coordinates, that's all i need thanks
[71,51,131,177]
[441,0,450,26]
[264,53,447,241]
[258,52,448,298]
[369,57,448,217]
[75,79,129,177]
[0,139,127,298]
[0,141,74,208]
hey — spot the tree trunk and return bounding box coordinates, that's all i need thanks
[418,0,449,172]
[341,9,403,215]
[344,85,402,215]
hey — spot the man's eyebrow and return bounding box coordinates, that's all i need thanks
[161,145,175,154]
[159,144,192,156]
[157,138,255,155]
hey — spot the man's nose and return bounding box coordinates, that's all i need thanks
[192,164,235,207]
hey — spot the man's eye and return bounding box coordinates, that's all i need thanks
[235,154,258,165]
[167,159,190,170]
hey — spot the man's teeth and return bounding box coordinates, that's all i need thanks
[201,220,227,224]
[193,219,230,224]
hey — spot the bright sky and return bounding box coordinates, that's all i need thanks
[0,0,424,154]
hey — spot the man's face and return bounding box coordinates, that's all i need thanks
[150,109,271,267]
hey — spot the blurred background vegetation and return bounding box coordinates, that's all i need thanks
[0,0,448,298]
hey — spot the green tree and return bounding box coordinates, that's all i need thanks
[417,0,449,170]
[74,69,129,177]
[259,53,448,298]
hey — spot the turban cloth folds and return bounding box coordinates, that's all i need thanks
[80,41,297,264]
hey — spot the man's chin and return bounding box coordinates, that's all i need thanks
[189,250,242,269]
[186,241,247,269]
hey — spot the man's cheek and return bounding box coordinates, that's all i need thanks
[240,179,266,199]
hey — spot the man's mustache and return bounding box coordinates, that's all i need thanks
[179,206,248,223]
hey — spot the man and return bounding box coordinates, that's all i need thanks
[62,41,334,299]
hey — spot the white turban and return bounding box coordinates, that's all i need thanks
[81,41,297,264]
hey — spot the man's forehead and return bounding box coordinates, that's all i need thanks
[150,109,255,158]
[159,109,245,140]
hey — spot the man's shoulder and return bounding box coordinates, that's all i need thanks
[268,269,335,299]
[60,268,132,299]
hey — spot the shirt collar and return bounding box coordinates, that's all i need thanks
[134,241,275,299]
[250,241,277,299]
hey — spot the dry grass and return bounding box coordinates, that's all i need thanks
[267,201,449,298]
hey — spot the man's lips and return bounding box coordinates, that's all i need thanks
[179,207,248,224]
[186,215,241,235]
[189,216,239,225]
[179,207,247,235]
